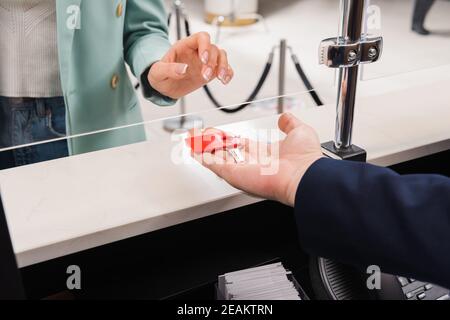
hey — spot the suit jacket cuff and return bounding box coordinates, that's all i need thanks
[140,66,177,107]
[126,34,177,106]
[294,157,369,267]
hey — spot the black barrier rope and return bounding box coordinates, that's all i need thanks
[203,53,274,113]
[184,13,191,37]
[183,17,323,111]
[290,53,324,106]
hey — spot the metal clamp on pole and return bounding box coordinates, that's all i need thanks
[319,36,382,68]
[319,0,383,162]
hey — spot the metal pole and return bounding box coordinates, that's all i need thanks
[175,1,186,126]
[163,0,203,132]
[334,0,365,150]
[277,39,287,114]
[230,0,237,22]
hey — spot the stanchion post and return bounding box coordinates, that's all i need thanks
[319,0,382,161]
[333,0,364,150]
[175,1,186,127]
[277,39,287,114]
[163,0,203,132]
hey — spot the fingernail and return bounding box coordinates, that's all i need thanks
[176,64,188,75]
[224,75,231,84]
[203,67,213,81]
[218,68,227,82]
[201,51,209,64]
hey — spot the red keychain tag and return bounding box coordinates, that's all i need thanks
[186,128,241,154]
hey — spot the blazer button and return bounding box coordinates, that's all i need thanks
[116,2,123,17]
[111,74,119,89]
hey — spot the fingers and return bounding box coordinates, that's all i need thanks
[178,32,211,61]
[197,32,212,65]
[217,50,233,85]
[201,43,218,82]
[203,47,233,85]
[181,32,233,85]
[171,32,234,85]
[226,65,234,84]
[191,150,235,179]
[194,150,245,184]
[209,150,238,166]
[278,113,304,134]
[149,61,188,82]
[192,150,272,200]
[180,32,213,72]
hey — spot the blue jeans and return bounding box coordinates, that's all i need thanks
[0,97,69,169]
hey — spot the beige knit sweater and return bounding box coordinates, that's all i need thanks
[0,0,63,97]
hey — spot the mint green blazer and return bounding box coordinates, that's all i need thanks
[56,0,174,155]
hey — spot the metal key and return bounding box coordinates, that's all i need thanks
[227,146,245,164]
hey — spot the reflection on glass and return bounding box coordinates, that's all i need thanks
[362,0,450,80]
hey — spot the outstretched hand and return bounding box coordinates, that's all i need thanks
[193,113,324,207]
[148,32,234,99]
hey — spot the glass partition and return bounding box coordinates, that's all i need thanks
[0,89,328,170]
[361,0,450,81]
[1,0,449,171]
[0,0,341,169]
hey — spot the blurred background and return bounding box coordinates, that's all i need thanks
[132,0,450,133]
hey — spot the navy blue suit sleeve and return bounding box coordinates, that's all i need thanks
[295,158,450,289]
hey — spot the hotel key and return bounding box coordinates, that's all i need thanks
[186,128,245,164]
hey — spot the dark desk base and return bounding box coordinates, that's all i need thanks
[21,201,309,300]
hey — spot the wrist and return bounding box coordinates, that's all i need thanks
[285,155,324,207]
[144,66,175,101]
[146,66,158,92]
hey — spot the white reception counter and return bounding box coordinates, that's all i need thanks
[1,67,450,268]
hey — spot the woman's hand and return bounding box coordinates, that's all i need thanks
[193,113,324,207]
[148,32,234,99]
